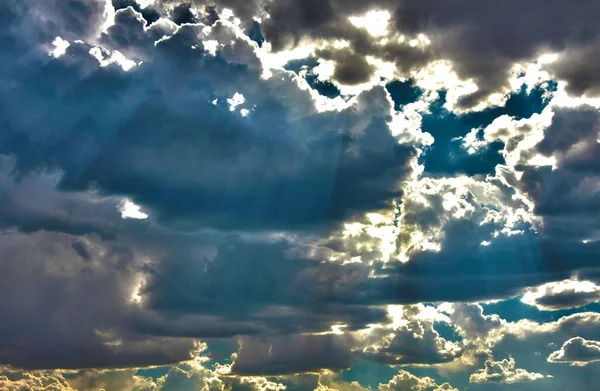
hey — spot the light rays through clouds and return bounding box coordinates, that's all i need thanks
[1,0,600,390]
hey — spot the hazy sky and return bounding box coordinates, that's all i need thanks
[2,1,600,390]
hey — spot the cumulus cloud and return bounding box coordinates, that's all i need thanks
[0,368,76,391]
[441,303,503,340]
[359,305,461,366]
[147,0,600,107]
[4,1,600,389]
[1,5,422,233]
[469,356,547,384]
[548,337,600,366]
[521,279,600,311]
[378,370,458,391]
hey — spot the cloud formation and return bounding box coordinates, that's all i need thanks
[2,0,600,390]
[548,337,600,366]
[469,357,547,384]
[521,279,600,311]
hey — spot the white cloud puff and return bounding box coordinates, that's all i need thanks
[548,337,600,366]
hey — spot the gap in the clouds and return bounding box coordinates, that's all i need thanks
[434,320,463,343]
[420,83,556,177]
[204,338,238,365]
[284,58,342,98]
[112,0,160,26]
[337,361,398,388]
[172,3,200,25]
[482,297,600,324]
[385,79,423,111]
[247,20,265,48]
[135,366,172,379]
[133,339,236,379]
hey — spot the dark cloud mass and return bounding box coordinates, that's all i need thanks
[2,0,600,390]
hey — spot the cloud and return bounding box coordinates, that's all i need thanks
[521,279,600,311]
[66,368,157,391]
[4,2,600,389]
[359,305,461,366]
[548,337,600,366]
[153,0,600,108]
[1,4,422,233]
[0,227,199,370]
[469,356,547,384]
[230,334,355,375]
[0,368,75,391]
[442,303,503,339]
[378,370,458,391]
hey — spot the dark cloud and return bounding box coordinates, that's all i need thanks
[0,7,418,233]
[4,0,600,384]
[201,0,600,106]
[231,334,355,375]
[536,105,600,157]
[315,48,375,85]
[171,3,200,25]
[0,228,198,370]
[112,0,162,26]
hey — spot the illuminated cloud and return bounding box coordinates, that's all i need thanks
[469,357,547,384]
[379,370,458,391]
[521,279,600,311]
[548,337,600,366]
[2,1,600,390]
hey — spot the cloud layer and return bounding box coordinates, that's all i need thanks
[2,0,600,390]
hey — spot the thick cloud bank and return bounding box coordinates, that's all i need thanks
[2,1,600,390]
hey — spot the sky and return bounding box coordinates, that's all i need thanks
[2,1,600,390]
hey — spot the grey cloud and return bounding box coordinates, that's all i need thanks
[445,303,502,339]
[0,5,419,233]
[521,279,600,311]
[516,106,600,236]
[536,106,600,156]
[0,229,198,370]
[548,337,600,365]
[153,0,600,106]
[315,48,375,86]
[547,44,600,97]
[492,312,600,369]
[231,334,355,375]
[5,0,600,380]
[360,307,461,365]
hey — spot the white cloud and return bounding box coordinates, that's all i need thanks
[348,10,391,38]
[0,368,75,391]
[227,92,246,111]
[50,36,70,58]
[89,46,139,71]
[521,278,600,311]
[548,337,600,365]
[119,199,149,220]
[379,370,458,391]
[357,305,462,365]
[469,357,548,384]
